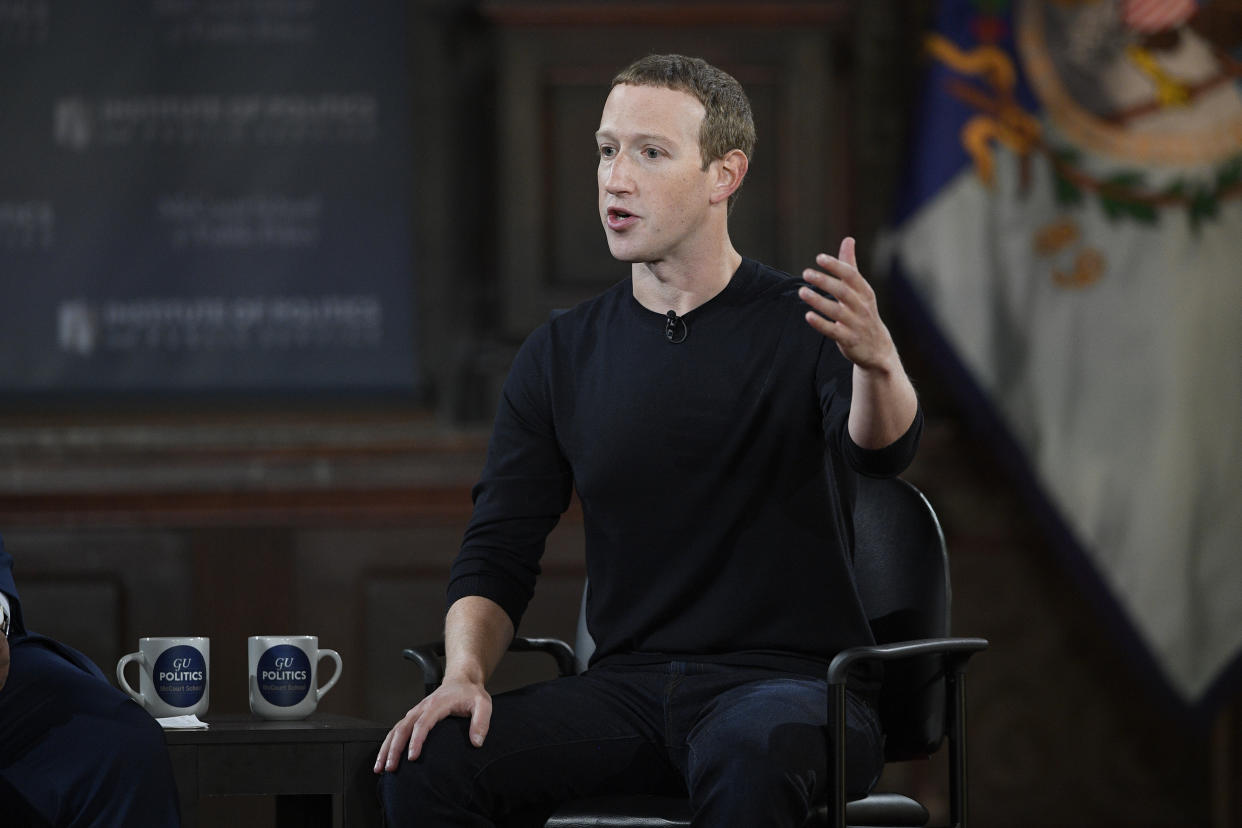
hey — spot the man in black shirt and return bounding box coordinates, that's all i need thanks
[377,54,921,827]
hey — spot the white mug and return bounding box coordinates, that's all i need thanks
[116,636,210,718]
[248,635,342,720]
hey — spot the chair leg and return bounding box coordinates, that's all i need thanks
[947,668,968,828]
[829,683,847,828]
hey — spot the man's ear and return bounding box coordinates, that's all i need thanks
[709,149,748,205]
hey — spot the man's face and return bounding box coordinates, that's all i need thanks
[595,84,718,265]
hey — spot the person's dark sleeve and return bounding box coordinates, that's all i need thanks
[446,324,573,631]
[842,405,924,478]
[0,535,24,636]
[816,338,924,479]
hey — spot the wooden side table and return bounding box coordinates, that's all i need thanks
[165,713,388,828]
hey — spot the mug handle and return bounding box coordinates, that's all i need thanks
[115,651,145,704]
[315,649,343,701]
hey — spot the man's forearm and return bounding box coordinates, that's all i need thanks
[848,358,919,450]
[442,595,516,685]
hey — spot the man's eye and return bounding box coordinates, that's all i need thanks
[644,148,660,159]
[599,146,616,158]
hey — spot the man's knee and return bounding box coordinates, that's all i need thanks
[380,718,488,824]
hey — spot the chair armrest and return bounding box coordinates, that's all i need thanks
[507,636,578,677]
[826,636,989,685]
[402,635,579,694]
[402,642,446,694]
[826,636,988,828]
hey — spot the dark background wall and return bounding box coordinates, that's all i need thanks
[0,2,1237,826]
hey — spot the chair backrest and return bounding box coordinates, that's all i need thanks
[851,475,950,761]
[573,476,951,759]
[573,586,593,675]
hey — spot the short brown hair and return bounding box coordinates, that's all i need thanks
[612,54,755,209]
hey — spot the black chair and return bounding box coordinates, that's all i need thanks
[404,476,988,828]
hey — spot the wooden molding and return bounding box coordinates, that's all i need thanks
[0,411,494,527]
[0,486,478,528]
[481,1,851,27]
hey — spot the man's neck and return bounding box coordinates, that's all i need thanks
[631,244,743,316]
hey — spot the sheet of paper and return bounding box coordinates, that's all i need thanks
[156,714,208,729]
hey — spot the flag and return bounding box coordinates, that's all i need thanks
[885,0,1242,711]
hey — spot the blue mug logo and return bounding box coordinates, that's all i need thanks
[257,644,311,706]
[153,645,206,707]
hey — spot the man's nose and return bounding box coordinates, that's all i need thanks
[603,153,634,193]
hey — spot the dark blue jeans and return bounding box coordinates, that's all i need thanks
[380,662,883,827]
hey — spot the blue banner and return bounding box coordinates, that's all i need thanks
[0,1,416,392]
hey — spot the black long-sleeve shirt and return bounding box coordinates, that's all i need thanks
[448,257,922,680]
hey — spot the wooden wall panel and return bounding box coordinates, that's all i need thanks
[18,578,123,672]
[358,566,585,725]
[2,530,192,679]
[292,525,466,722]
[190,527,298,714]
[362,573,457,721]
[293,516,586,725]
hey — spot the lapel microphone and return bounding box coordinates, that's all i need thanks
[665,310,688,344]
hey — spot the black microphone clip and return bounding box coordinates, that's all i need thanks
[665,310,688,344]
